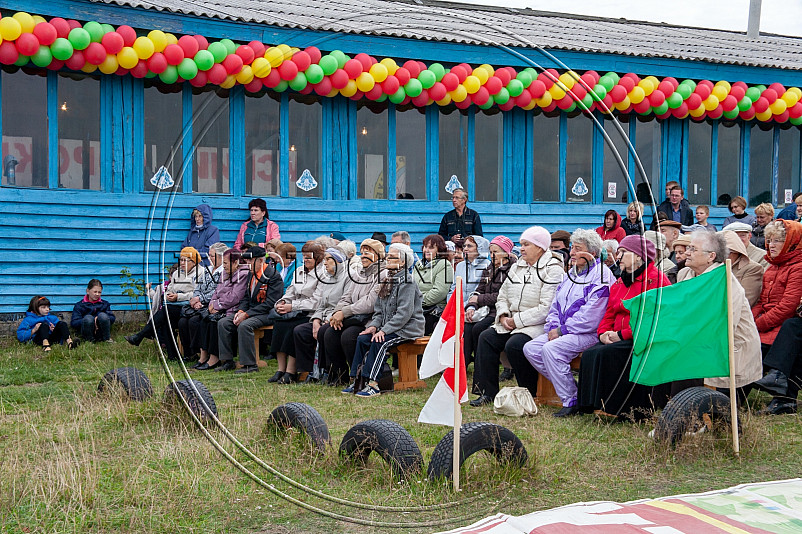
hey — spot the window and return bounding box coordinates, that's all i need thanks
[244,89,280,196]
[748,124,774,206]
[143,81,183,191]
[2,67,48,187]
[603,115,629,204]
[778,125,801,207]
[687,121,712,205]
[474,109,502,202]
[635,118,662,205]
[566,114,593,202]
[357,101,388,199]
[395,104,426,200]
[717,122,741,206]
[287,93,321,197]
[532,111,559,201]
[438,107,468,200]
[191,86,229,194]
[58,73,100,190]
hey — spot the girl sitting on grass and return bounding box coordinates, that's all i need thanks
[71,279,115,343]
[17,296,77,351]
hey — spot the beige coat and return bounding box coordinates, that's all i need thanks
[746,242,770,271]
[677,263,762,388]
[334,261,386,318]
[310,266,352,322]
[722,230,764,307]
[644,231,676,273]
[279,263,326,313]
[493,251,564,338]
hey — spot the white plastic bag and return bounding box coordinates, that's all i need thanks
[493,386,538,417]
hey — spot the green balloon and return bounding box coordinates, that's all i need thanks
[478,100,493,110]
[790,116,802,126]
[31,46,53,68]
[738,97,753,111]
[494,87,509,104]
[754,84,766,93]
[330,50,348,68]
[745,87,761,102]
[68,28,91,51]
[289,72,308,91]
[375,93,388,102]
[675,84,692,100]
[14,55,29,67]
[429,63,445,81]
[723,109,740,119]
[654,102,669,115]
[599,75,615,92]
[666,92,684,109]
[83,21,104,43]
[305,64,324,84]
[274,80,289,92]
[389,87,406,104]
[51,38,73,61]
[566,102,577,113]
[591,84,607,101]
[404,78,422,98]
[606,72,620,84]
[220,39,236,55]
[506,79,523,97]
[177,58,198,80]
[516,71,532,88]
[194,50,214,71]
[581,94,594,109]
[524,67,537,79]
[207,43,227,63]
[680,79,696,91]
[319,55,338,76]
[101,23,115,35]
[418,70,436,89]
[159,65,178,84]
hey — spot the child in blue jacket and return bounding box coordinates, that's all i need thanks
[17,296,76,351]
[71,279,115,342]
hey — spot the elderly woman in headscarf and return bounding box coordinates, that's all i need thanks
[720,230,764,307]
[470,226,564,407]
[578,235,671,420]
[343,243,424,398]
[521,229,614,417]
[448,235,490,302]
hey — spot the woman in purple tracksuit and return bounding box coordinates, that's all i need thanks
[522,228,614,417]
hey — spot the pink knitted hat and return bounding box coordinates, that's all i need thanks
[490,235,514,255]
[519,226,551,252]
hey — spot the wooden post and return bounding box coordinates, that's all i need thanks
[453,276,463,492]
[725,259,740,457]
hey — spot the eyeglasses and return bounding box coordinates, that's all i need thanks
[766,239,786,245]
[686,246,713,254]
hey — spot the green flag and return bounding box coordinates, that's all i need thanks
[623,264,730,386]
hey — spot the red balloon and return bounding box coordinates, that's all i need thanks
[65,49,84,70]
[528,79,546,98]
[313,77,332,96]
[348,90,364,101]
[571,83,587,100]
[739,108,756,120]
[618,76,635,93]
[609,84,627,103]
[84,42,107,65]
[244,78,262,93]
[484,76,502,95]
[707,106,723,119]
[115,68,130,77]
[729,85,746,101]
[495,100,512,112]
[117,25,137,47]
[381,75,400,94]
[556,95,574,110]
[515,91,532,108]
[789,102,802,119]
[686,93,702,110]
[775,110,790,123]
[260,66,280,88]
[304,46,321,63]
[543,101,557,113]
[50,17,71,38]
[428,81,447,101]
[495,68,511,86]
[449,66,467,83]
[580,72,598,88]
[663,77,679,89]
[130,60,149,78]
[633,100,651,114]
[471,86,489,105]
[0,42,20,65]
[355,53,373,72]
[656,110,672,120]
[402,60,421,78]
[673,102,689,117]
[291,50,311,71]
[754,97,770,113]
[440,72,459,92]
[47,59,65,71]
[648,89,665,107]
[194,35,209,50]
[187,69,205,87]
[768,83,785,96]
[697,79,714,90]
[33,23,58,46]
[330,69,349,89]
[163,44,185,66]
[457,63,473,75]
[694,84,711,100]
[300,85,315,95]
[455,97,471,110]
[417,61,426,73]
[67,19,82,30]
[721,95,738,112]
[16,33,41,57]
[411,91,429,107]
[343,58,363,79]
[247,41,265,57]
[622,72,641,84]
[179,35,200,58]
[146,52,168,74]
[101,32,124,55]
[601,94,613,111]
[233,44,254,65]
[761,88,778,104]
[657,80,674,96]
[365,84,383,100]
[394,67,411,85]
[277,59,298,80]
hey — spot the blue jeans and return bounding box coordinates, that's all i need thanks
[80,312,111,342]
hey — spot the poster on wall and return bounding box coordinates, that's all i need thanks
[59,139,100,190]
[364,154,384,199]
[2,136,33,187]
[251,149,274,194]
[195,146,229,193]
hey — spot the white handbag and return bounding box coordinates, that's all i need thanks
[493,386,538,417]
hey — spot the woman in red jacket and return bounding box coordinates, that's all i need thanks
[578,234,671,420]
[595,210,627,243]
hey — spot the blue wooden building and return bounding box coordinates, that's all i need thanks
[1,0,801,314]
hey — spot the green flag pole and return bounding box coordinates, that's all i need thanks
[726,259,740,457]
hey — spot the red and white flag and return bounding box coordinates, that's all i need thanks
[418,290,468,426]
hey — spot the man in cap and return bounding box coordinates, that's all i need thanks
[723,222,769,270]
[657,219,683,263]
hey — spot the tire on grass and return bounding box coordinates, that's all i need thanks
[97,367,153,401]
[427,422,527,480]
[339,419,423,478]
[268,402,331,451]
[654,386,732,446]
[163,379,218,421]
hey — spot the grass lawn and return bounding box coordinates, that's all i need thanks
[1,325,801,533]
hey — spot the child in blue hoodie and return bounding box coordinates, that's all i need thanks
[17,296,76,351]
[71,279,116,342]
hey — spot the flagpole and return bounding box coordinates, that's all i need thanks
[453,276,463,492]
[725,259,740,457]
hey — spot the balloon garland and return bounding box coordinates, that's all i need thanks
[1,11,801,124]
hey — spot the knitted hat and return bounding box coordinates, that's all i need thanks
[180,247,201,265]
[388,242,414,268]
[723,222,753,233]
[520,226,551,252]
[618,235,656,263]
[360,238,386,259]
[490,235,514,255]
[325,247,346,263]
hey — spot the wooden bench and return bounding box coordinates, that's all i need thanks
[239,325,273,369]
[535,354,582,407]
[388,336,430,390]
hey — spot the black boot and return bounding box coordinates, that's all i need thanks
[754,369,789,397]
[125,331,145,347]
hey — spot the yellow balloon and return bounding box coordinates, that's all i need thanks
[164,33,178,46]
[782,91,799,107]
[479,64,494,77]
[715,80,731,91]
[264,47,284,68]
[450,85,468,102]
[117,47,139,69]
[368,63,388,83]
[463,75,480,94]
[81,63,98,73]
[644,75,659,87]
[99,54,119,75]
[0,17,22,41]
[340,79,358,97]
[148,30,167,53]
[522,99,537,110]
[379,57,398,75]
[755,109,773,122]
[220,75,236,89]
[788,87,802,99]
[628,86,645,104]
[251,57,271,78]
[327,88,339,98]
[770,98,787,115]
[436,94,452,106]
[711,86,728,101]
[703,95,719,111]
[472,67,489,85]
[548,84,566,100]
[236,65,254,84]
[638,79,654,96]
[558,72,576,89]
[536,91,553,107]
[12,12,35,33]
[614,96,631,110]
[32,15,46,25]
[276,44,292,59]
[133,36,155,60]
[689,104,706,117]
[356,72,375,92]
